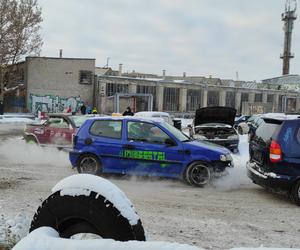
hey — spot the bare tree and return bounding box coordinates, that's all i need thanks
[0,0,42,111]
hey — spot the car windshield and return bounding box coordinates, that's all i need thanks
[69,115,91,128]
[160,122,190,142]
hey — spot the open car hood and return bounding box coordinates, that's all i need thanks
[194,106,237,127]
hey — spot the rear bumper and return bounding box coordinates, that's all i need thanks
[246,161,296,192]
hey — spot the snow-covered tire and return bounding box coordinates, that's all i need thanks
[29,175,146,241]
[77,154,102,175]
[185,161,211,187]
[290,180,300,206]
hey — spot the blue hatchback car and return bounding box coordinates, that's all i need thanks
[247,113,300,205]
[69,117,233,187]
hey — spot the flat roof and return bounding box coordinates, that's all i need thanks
[26,56,95,61]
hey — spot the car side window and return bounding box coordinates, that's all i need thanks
[48,118,69,128]
[127,121,170,144]
[90,120,122,139]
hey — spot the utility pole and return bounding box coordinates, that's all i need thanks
[280,0,297,75]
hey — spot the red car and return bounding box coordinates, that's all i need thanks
[24,114,91,148]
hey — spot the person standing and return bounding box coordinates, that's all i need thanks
[80,103,87,115]
[123,107,134,116]
[86,105,92,114]
[92,107,98,114]
[66,105,72,113]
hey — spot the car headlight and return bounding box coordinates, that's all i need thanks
[220,154,233,162]
[227,134,239,140]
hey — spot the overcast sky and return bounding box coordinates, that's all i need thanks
[38,0,299,82]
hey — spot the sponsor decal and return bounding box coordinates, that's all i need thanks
[121,149,166,161]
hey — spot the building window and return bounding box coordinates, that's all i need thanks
[163,87,179,111]
[267,94,273,103]
[254,93,262,102]
[106,83,129,96]
[207,91,219,107]
[187,89,202,111]
[225,92,235,108]
[137,85,157,111]
[241,93,249,103]
[79,70,93,85]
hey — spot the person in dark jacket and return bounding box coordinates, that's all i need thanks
[80,103,86,115]
[123,107,134,116]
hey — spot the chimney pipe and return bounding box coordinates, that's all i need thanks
[59,49,63,58]
[118,64,123,76]
[162,70,166,77]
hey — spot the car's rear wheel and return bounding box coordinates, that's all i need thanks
[77,154,101,175]
[185,162,211,187]
[290,180,300,206]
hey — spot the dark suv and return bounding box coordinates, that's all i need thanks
[247,114,300,205]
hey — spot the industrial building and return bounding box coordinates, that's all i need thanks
[2,56,300,116]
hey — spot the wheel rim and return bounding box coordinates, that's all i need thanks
[190,164,210,185]
[79,156,98,174]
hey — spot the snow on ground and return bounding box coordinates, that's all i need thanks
[0,124,300,249]
[0,114,37,124]
[214,135,251,190]
[13,227,202,250]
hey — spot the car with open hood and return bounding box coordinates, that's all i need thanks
[189,106,239,152]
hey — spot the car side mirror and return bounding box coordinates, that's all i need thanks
[165,138,176,147]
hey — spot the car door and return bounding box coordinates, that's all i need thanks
[44,117,73,146]
[122,121,185,177]
[88,119,127,173]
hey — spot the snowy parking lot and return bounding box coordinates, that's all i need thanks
[0,123,299,249]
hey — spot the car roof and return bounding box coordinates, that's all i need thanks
[261,113,300,121]
[87,116,165,124]
[134,111,170,117]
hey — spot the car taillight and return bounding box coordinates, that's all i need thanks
[269,140,282,163]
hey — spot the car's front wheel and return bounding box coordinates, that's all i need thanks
[185,162,211,187]
[77,154,102,175]
[290,180,300,206]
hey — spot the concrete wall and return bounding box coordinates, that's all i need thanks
[26,57,95,113]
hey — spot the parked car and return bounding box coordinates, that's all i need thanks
[69,116,233,187]
[237,114,263,138]
[247,113,300,205]
[23,113,93,148]
[189,106,239,153]
[134,111,182,130]
[234,115,251,132]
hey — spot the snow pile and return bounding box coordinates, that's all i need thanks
[52,174,140,226]
[13,227,202,250]
[213,135,252,190]
[0,138,69,166]
[0,114,38,124]
[0,212,30,245]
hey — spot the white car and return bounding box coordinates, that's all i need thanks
[134,111,173,125]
